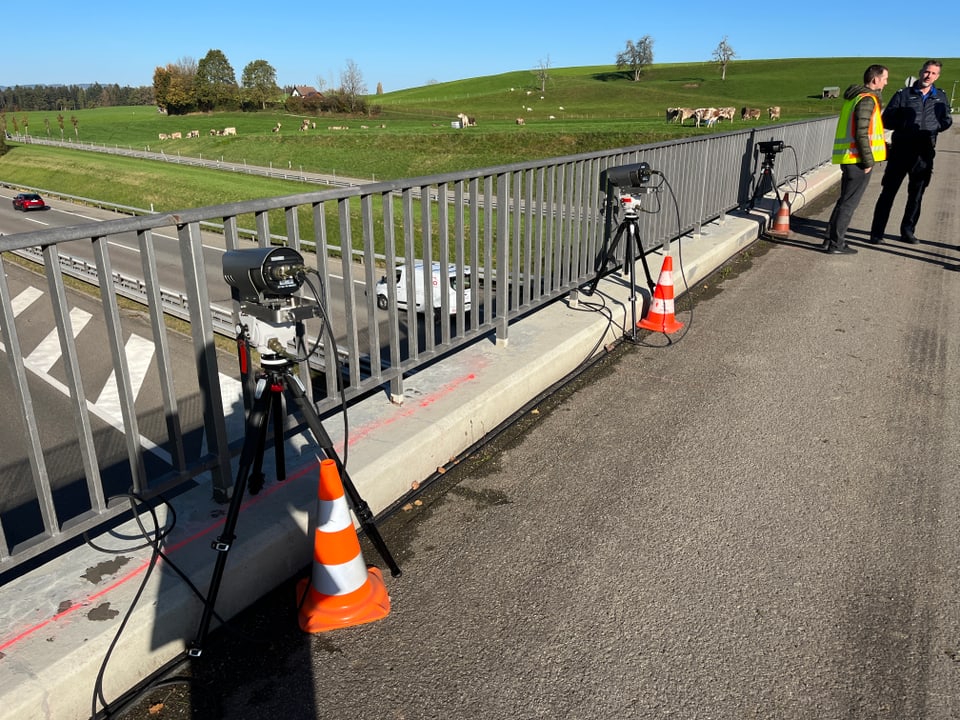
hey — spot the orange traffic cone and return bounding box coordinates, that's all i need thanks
[638,255,684,334]
[766,192,791,239]
[297,459,390,633]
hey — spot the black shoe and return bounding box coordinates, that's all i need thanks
[825,245,858,255]
[901,230,919,244]
[868,235,884,245]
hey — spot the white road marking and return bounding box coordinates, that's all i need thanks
[26,307,92,374]
[95,334,156,421]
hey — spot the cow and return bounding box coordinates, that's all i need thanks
[675,107,697,125]
[716,107,736,123]
[456,112,477,127]
[187,130,200,138]
[665,107,680,123]
[222,127,237,136]
[741,107,762,121]
[516,118,525,125]
[272,122,281,133]
[158,133,169,140]
[694,108,719,127]
[768,106,781,121]
[170,131,182,140]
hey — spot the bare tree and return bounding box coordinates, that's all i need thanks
[616,36,654,81]
[340,59,367,113]
[712,36,737,80]
[533,56,551,93]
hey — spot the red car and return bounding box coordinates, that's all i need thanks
[13,192,46,211]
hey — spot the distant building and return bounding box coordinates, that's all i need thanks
[291,85,320,98]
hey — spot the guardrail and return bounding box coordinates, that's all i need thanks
[0,117,837,573]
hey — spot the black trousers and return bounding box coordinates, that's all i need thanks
[871,146,934,238]
[827,164,871,246]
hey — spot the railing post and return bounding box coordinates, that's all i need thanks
[177,220,233,501]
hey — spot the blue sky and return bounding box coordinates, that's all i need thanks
[6,2,958,92]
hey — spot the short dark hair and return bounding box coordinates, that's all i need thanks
[921,59,942,72]
[864,64,888,84]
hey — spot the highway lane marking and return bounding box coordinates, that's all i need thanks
[96,334,156,420]
[26,307,92,373]
[10,286,43,315]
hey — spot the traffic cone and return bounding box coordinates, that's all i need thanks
[297,459,390,633]
[637,256,684,334]
[766,192,791,239]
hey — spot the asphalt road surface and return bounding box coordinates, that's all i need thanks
[107,125,960,720]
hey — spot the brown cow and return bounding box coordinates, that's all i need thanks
[768,106,781,121]
[741,107,762,120]
[675,107,697,125]
[694,107,719,127]
[716,107,736,123]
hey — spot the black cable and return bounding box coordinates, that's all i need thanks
[300,270,351,470]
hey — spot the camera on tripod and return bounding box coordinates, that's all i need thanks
[601,161,654,193]
[757,140,784,155]
[222,247,306,304]
[222,247,321,355]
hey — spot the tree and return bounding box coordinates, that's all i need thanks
[195,49,239,111]
[616,36,654,81]
[533,56,551,93]
[241,59,280,110]
[154,58,197,115]
[339,59,367,114]
[712,36,737,80]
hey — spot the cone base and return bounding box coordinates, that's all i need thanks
[297,566,391,634]
[638,313,684,334]
[767,227,790,239]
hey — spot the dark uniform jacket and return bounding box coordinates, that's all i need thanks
[882,83,953,160]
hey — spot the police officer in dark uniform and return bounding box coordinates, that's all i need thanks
[870,60,953,245]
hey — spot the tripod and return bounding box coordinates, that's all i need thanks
[190,326,401,655]
[582,189,657,341]
[748,151,782,209]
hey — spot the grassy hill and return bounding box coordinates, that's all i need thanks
[0,57,954,210]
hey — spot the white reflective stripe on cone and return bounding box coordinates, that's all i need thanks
[317,497,353,533]
[311,553,369,596]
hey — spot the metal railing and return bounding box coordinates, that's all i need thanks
[0,117,836,573]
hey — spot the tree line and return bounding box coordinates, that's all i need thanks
[0,83,154,112]
[1,49,372,117]
[154,50,370,116]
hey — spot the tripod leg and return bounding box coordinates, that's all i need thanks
[271,382,286,482]
[282,372,402,578]
[582,223,626,296]
[190,381,273,654]
[247,378,272,496]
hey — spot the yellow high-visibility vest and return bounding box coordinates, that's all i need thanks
[832,93,886,164]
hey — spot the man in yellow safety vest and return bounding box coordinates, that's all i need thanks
[823,64,889,255]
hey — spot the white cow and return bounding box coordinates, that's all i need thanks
[222,127,237,136]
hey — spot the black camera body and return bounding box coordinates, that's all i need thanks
[757,140,785,155]
[223,247,305,303]
[601,161,653,192]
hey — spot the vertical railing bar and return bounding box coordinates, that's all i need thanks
[137,228,186,472]
[0,254,55,551]
[337,197,362,388]
[495,172,509,344]
[93,235,148,492]
[382,192,403,403]
[177,221,232,501]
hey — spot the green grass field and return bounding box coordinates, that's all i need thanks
[1,57,954,212]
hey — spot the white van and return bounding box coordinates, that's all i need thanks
[375,261,471,315]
